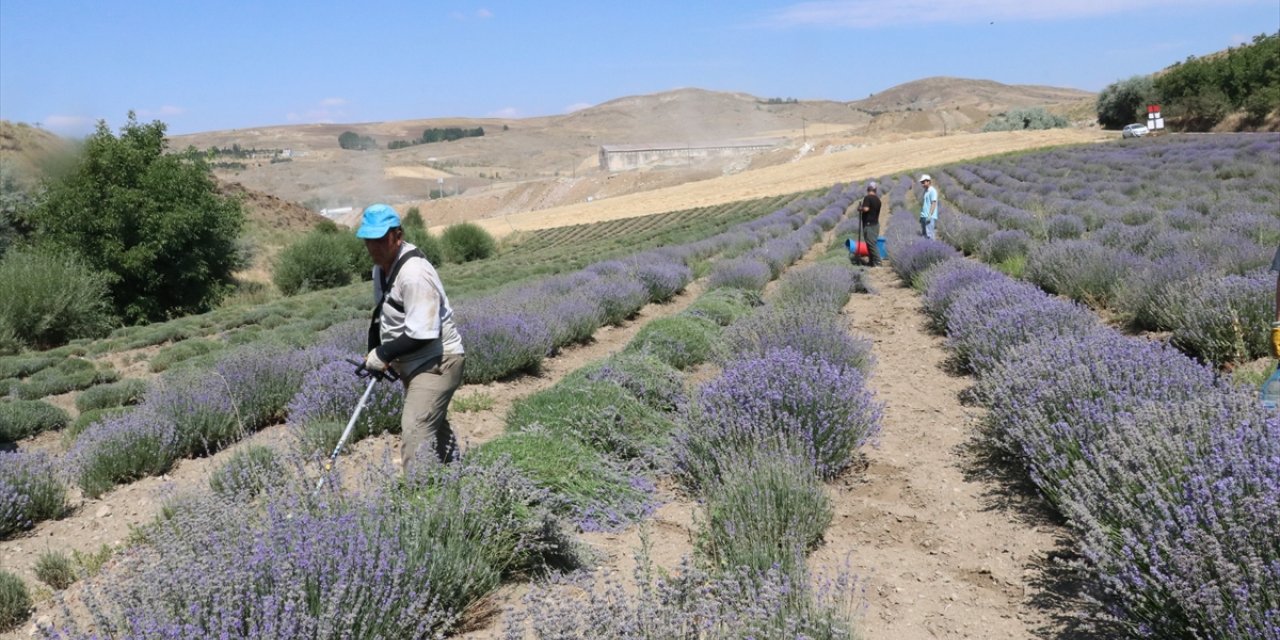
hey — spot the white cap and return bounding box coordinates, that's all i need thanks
[919,174,932,183]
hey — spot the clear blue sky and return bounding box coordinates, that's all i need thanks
[2,1,1275,136]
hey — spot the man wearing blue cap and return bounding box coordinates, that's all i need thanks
[356,203,466,469]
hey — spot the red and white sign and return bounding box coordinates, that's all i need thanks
[1146,104,1164,130]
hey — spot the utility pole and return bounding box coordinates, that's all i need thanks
[801,116,808,145]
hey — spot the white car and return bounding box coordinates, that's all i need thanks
[1122,123,1150,138]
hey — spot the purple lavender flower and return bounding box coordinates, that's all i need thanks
[0,450,65,537]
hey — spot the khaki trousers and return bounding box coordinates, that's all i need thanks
[400,354,465,471]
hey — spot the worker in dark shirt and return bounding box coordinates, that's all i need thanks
[858,181,883,267]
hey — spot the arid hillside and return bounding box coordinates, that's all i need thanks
[163,78,1096,219]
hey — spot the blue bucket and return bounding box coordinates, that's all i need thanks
[876,237,887,259]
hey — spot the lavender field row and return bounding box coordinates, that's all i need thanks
[6,184,885,637]
[885,201,1279,639]
[932,133,1279,367]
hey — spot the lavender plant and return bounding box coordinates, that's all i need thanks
[700,450,833,578]
[0,450,66,537]
[506,377,675,462]
[707,257,772,292]
[578,352,687,413]
[624,315,721,370]
[719,307,874,374]
[509,555,857,640]
[677,347,880,489]
[56,457,576,639]
[455,309,553,383]
[67,408,178,498]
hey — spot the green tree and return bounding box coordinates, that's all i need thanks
[1096,75,1156,128]
[440,222,496,263]
[31,113,244,322]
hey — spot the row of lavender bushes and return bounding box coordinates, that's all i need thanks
[885,204,1279,639]
[932,134,1278,367]
[0,187,863,540]
[30,190,859,636]
[513,248,881,637]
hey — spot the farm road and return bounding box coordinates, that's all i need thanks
[810,266,1086,639]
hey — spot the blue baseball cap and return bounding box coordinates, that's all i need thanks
[355,204,401,239]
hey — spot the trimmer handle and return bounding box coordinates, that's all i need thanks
[346,358,400,383]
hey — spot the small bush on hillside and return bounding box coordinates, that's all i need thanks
[273,228,366,295]
[74,378,148,413]
[982,107,1068,132]
[34,550,78,590]
[209,445,286,499]
[67,406,131,443]
[0,451,67,536]
[403,226,445,266]
[0,399,70,442]
[0,355,59,380]
[68,409,179,498]
[0,570,31,633]
[440,222,496,263]
[149,337,224,372]
[13,358,118,400]
[0,245,115,349]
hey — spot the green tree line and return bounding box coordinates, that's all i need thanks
[1097,32,1279,130]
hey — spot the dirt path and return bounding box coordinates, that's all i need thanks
[808,266,1081,639]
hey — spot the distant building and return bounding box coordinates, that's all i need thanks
[598,139,782,172]
[320,206,353,218]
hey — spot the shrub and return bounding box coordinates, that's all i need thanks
[1096,75,1156,128]
[512,558,856,639]
[402,225,444,266]
[0,246,115,349]
[918,259,1005,333]
[440,222,496,263]
[771,262,859,311]
[982,107,1068,131]
[707,258,772,292]
[1043,214,1085,240]
[938,215,997,255]
[149,337,223,372]
[272,229,365,295]
[0,399,70,442]
[74,378,148,412]
[34,550,78,590]
[946,283,1101,375]
[62,459,575,639]
[685,288,761,326]
[68,409,179,498]
[586,274,651,326]
[209,445,287,499]
[677,347,880,489]
[889,238,960,285]
[471,429,654,532]
[1025,239,1136,307]
[454,311,552,384]
[0,355,58,380]
[66,406,131,443]
[32,115,244,322]
[0,451,67,537]
[0,570,30,633]
[625,315,721,370]
[1168,271,1272,365]
[719,307,873,374]
[12,357,118,400]
[631,261,692,302]
[507,377,674,461]
[287,352,403,454]
[577,352,687,413]
[701,451,832,577]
